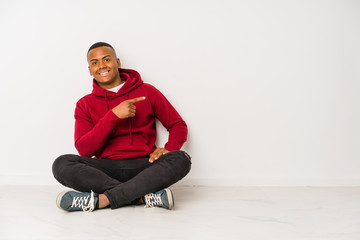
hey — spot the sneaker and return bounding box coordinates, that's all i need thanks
[56,190,98,212]
[144,188,174,210]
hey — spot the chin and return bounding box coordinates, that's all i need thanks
[97,78,115,86]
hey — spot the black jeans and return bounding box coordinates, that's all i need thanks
[52,150,191,209]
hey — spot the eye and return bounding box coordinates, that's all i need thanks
[104,58,110,62]
[92,62,97,65]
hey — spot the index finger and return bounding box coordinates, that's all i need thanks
[128,96,146,104]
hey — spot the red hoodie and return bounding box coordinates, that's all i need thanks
[74,68,188,159]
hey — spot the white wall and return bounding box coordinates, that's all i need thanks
[0,0,359,186]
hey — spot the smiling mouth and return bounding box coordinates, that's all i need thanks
[99,70,110,77]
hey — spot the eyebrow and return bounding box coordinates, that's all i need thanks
[90,55,111,62]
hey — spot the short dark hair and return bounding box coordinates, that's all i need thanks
[87,42,114,54]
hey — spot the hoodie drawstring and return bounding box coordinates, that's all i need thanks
[127,92,133,144]
[104,90,109,111]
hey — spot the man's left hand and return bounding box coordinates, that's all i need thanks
[149,148,169,163]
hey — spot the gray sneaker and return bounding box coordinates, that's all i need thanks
[56,190,98,212]
[144,188,174,210]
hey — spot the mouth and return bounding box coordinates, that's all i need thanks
[98,70,110,77]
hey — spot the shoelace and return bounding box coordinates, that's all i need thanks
[144,193,163,208]
[70,191,95,212]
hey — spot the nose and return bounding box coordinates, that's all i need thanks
[98,60,106,69]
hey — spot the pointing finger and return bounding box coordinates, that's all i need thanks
[128,97,146,104]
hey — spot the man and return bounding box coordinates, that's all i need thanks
[52,42,191,212]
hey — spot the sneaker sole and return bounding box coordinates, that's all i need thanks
[56,190,71,211]
[164,188,174,210]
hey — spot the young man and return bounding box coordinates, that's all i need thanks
[52,42,191,212]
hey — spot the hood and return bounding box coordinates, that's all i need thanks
[91,68,143,98]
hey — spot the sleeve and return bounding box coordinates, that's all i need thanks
[74,100,120,157]
[149,86,188,151]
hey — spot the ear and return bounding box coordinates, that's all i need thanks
[117,58,121,68]
[88,66,93,76]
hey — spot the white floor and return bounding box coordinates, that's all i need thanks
[0,186,360,240]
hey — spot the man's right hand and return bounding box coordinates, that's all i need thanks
[112,97,146,119]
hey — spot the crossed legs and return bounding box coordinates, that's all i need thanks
[52,150,191,210]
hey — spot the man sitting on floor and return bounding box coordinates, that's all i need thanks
[52,42,191,212]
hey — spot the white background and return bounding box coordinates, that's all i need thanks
[0,0,359,186]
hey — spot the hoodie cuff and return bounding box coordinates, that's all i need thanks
[103,110,121,126]
[164,143,180,151]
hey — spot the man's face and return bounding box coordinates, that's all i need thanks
[87,46,121,88]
